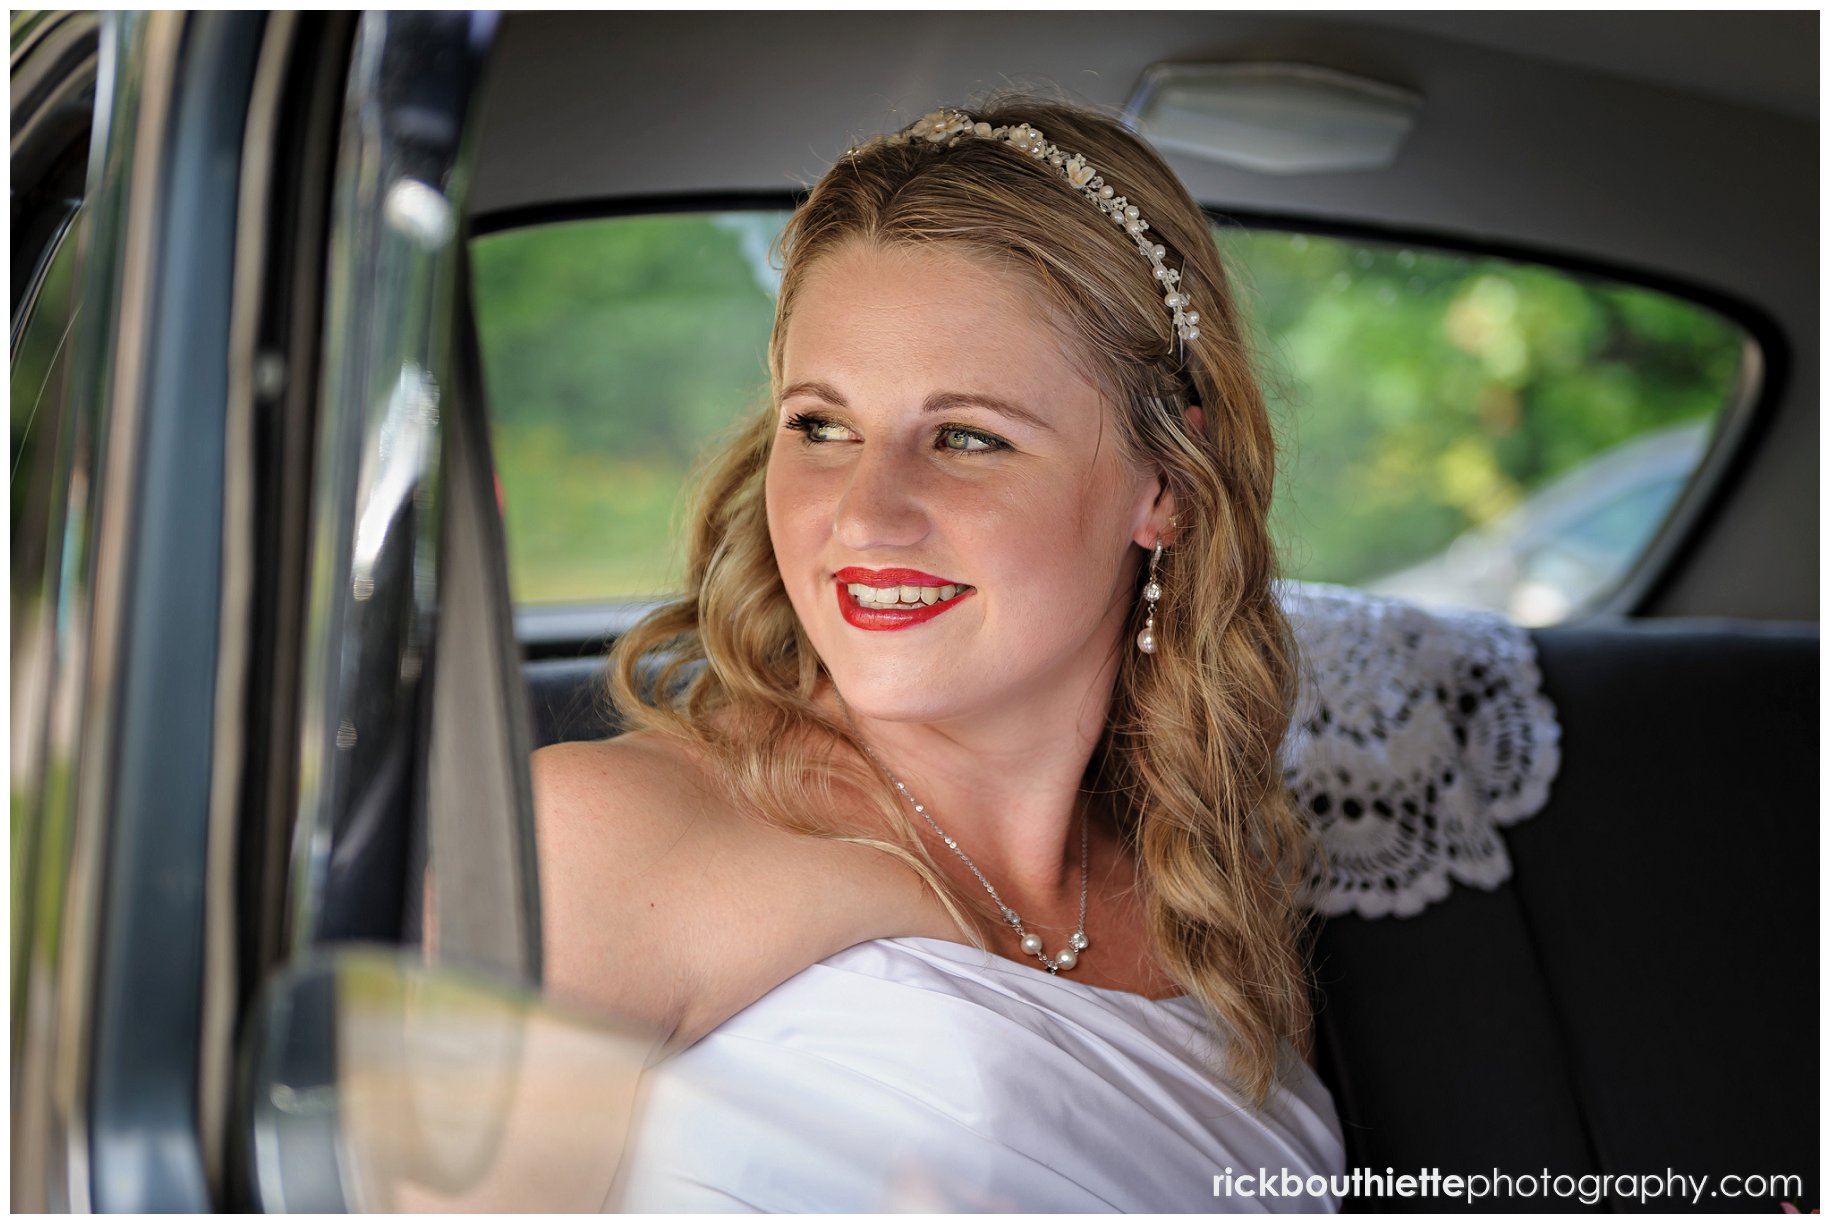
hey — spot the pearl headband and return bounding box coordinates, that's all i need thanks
[863,108,1202,351]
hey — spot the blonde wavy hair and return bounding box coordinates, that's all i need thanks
[608,94,1315,1104]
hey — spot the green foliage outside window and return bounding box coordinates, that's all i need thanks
[473,214,780,601]
[472,212,1745,619]
[1220,229,1741,587]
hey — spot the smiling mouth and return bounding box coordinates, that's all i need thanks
[831,568,975,629]
[844,581,971,610]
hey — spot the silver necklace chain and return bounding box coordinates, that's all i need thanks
[883,768,1091,974]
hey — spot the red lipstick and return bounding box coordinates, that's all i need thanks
[835,567,959,587]
[833,567,974,631]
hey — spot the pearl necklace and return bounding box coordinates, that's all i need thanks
[884,769,1090,974]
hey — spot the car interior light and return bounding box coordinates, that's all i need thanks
[1126,62,1421,175]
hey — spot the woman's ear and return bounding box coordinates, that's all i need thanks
[1131,402,1204,550]
[1133,477,1180,551]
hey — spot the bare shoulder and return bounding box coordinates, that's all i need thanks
[530,730,928,1047]
[529,731,731,1040]
[531,730,714,850]
[530,731,723,882]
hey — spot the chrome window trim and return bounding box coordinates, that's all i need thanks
[197,10,330,1200]
[290,12,499,951]
[80,11,266,1211]
[22,12,180,1212]
[9,11,93,100]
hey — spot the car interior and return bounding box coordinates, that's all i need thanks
[8,10,1816,1213]
[463,12,1819,1212]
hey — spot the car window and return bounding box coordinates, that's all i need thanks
[471,210,1751,626]
[471,212,781,605]
[1216,229,1747,624]
[10,207,82,985]
[11,208,83,600]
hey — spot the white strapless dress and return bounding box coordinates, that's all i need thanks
[606,936,1344,1212]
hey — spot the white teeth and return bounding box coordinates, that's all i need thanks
[844,581,969,609]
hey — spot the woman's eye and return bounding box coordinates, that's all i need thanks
[938,427,1003,453]
[785,413,1003,453]
[784,412,855,443]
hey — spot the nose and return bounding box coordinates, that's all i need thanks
[831,438,931,552]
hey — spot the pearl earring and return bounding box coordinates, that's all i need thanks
[1136,540,1164,654]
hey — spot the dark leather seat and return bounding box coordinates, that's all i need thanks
[1313,619,1818,1211]
[526,655,622,748]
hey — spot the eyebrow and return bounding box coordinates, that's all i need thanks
[779,380,1056,433]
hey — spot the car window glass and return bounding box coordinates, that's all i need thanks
[10,210,82,887]
[471,211,1751,626]
[471,213,779,604]
[11,211,83,559]
[1213,229,1746,623]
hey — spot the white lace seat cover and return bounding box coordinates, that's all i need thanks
[607,936,1344,1212]
[1282,582,1562,919]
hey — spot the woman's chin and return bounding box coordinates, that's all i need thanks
[820,666,985,728]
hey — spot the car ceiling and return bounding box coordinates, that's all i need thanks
[469,11,1818,621]
[1341,11,1814,120]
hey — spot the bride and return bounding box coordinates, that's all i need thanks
[531,96,1344,1211]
